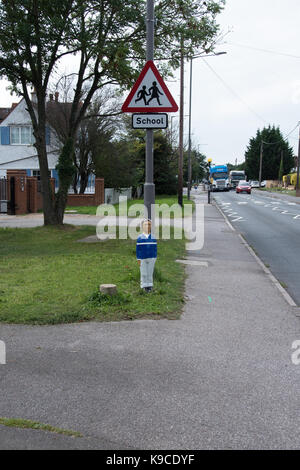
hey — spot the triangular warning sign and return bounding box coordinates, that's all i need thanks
[122,61,178,113]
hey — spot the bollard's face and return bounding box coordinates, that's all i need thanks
[143,220,152,235]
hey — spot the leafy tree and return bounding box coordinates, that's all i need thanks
[153,131,177,194]
[47,85,121,193]
[245,126,294,181]
[184,149,207,183]
[0,0,225,224]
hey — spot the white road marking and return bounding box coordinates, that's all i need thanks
[237,202,248,205]
[294,215,300,220]
[176,260,209,267]
[231,217,244,222]
[272,207,280,211]
[288,203,297,206]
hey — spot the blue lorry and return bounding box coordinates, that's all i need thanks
[209,165,230,192]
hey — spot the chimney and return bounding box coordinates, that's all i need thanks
[55,92,59,102]
[31,88,37,103]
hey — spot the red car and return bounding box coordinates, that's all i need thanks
[236,181,251,194]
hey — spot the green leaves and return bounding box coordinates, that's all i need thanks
[245,126,295,181]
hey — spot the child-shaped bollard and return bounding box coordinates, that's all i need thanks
[136,219,157,292]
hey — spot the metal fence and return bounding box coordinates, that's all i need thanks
[0,177,8,213]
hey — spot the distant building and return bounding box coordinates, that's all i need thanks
[0,91,60,187]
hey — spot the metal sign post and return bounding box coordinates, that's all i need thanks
[122,0,178,220]
[144,0,155,221]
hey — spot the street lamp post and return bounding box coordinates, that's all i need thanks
[178,36,184,207]
[207,158,212,204]
[187,57,193,200]
[297,126,300,197]
[259,141,263,188]
[187,52,226,201]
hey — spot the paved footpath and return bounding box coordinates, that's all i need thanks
[0,194,300,449]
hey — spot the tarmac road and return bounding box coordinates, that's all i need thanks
[213,189,300,306]
[0,192,300,449]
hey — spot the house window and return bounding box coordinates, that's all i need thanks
[10,126,34,145]
[32,170,51,181]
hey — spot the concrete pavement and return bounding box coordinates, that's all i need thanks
[0,192,300,449]
[213,190,300,306]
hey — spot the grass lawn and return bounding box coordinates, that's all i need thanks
[0,225,186,325]
[258,188,297,197]
[66,195,195,216]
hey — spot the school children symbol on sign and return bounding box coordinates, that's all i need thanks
[122,61,178,113]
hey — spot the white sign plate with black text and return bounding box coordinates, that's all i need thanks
[132,113,168,129]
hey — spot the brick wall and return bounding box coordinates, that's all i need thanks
[67,178,104,207]
[67,194,95,206]
[7,170,27,215]
[5,172,103,214]
[27,177,55,213]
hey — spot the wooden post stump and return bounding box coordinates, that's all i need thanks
[99,284,117,296]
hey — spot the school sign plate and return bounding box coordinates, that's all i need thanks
[132,113,168,129]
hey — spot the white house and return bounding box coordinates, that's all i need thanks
[0,92,60,187]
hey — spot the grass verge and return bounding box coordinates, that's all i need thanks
[66,195,195,216]
[258,188,296,197]
[0,225,186,324]
[0,417,82,437]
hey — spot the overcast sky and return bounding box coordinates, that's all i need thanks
[1,0,300,166]
[175,0,300,165]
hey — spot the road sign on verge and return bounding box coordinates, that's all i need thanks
[122,61,178,113]
[132,113,168,129]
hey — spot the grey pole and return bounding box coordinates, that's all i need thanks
[144,0,155,220]
[296,126,300,197]
[178,37,184,207]
[259,141,263,187]
[187,57,193,200]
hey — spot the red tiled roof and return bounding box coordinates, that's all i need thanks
[0,107,11,124]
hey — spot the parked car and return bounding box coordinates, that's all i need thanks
[251,180,260,188]
[261,180,266,187]
[236,181,251,194]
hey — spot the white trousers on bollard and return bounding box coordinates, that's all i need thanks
[140,258,156,288]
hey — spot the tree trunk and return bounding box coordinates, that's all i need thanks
[79,170,89,194]
[54,138,76,224]
[72,173,78,194]
[35,134,59,225]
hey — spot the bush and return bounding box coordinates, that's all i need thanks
[290,173,298,187]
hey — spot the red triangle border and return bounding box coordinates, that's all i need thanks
[122,61,178,113]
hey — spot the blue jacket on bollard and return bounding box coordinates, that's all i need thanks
[136,233,157,260]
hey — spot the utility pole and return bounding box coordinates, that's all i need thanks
[207,158,212,204]
[144,0,155,220]
[178,36,184,207]
[187,57,193,200]
[279,149,284,185]
[259,141,263,187]
[297,126,300,197]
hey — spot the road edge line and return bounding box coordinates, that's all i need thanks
[213,198,298,309]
